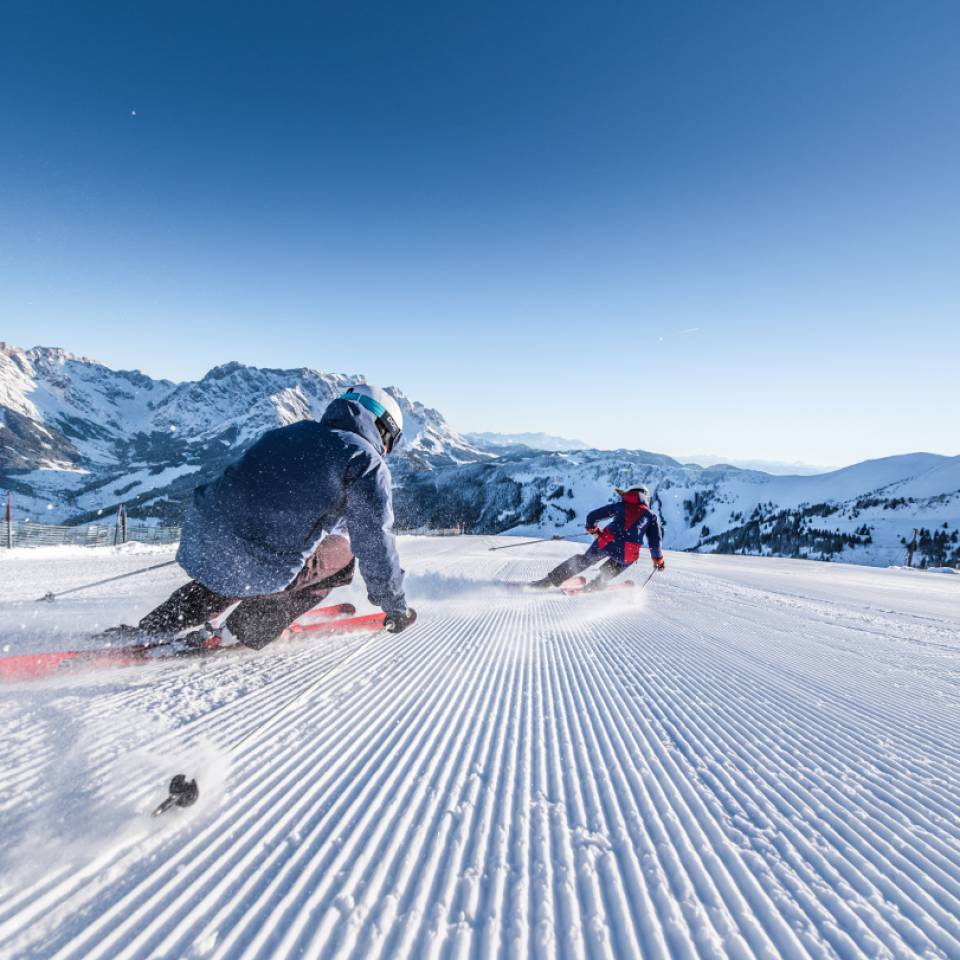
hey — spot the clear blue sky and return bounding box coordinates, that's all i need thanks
[2,1,958,465]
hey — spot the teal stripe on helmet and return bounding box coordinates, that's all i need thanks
[341,391,387,419]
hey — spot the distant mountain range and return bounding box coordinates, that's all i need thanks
[3,343,958,569]
[465,431,591,453]
[676,455,837,476]
[472,438,837,476]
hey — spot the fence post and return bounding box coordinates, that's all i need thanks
[5,494,11,549]
[906,528,918,567]
[121,505,128,543]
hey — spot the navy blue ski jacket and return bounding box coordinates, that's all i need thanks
[177,398,407,614]
[585,492,663,565]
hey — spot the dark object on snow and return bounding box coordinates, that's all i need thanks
[152,774,199,817]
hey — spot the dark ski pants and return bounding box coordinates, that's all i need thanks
[139,535,355,649]
[545,543,628,589]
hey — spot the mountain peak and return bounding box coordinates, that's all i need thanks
[200,361,248,381]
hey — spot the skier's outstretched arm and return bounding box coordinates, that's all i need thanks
[585,503,616,531]
[344,456,407,616]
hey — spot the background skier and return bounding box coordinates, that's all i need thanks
[530,485,665,591]
[133,384,416,648]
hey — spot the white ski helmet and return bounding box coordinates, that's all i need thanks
[615,484,651,504]
[340,384,404,453]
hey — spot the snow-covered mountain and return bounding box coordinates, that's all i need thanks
[398,448,960,569]
[0,343,486,523]
[465,431,590,452]
[678,454,837,476]
[2,343,958,568]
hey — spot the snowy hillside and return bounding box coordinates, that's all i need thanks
[400,449,960,569]
[1,539,959,958]
[3,342,958,569]
[1,343,486,523]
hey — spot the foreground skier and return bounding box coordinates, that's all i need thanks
[529,485,665,591]
[130,384,416,648]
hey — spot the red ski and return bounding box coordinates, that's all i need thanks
[0,647,158,682]
[286,609,415,636]
[0,602,360,683]
[562,579,635,595]
[284,602,356,628]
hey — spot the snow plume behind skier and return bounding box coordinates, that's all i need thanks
[131,384,416,649]
[529,485,664,591]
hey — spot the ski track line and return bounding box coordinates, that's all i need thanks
[296,608,516,960]
[588,618,925,957]
[48,596,496,956]
[0,628,420,948]
[2,546,960,959]
[1,631,363,778]
[548,614,804,960]
[648,596,960,807]
[590,615,960,957]
[325,607,517,959]
[209,612,498,959]
[37,622,459,959]
[650,596,960,819]
[0,637,381,927]
[652,585,960,758]
[531,607,681,960]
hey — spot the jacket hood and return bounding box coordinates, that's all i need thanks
[320,397,387,455]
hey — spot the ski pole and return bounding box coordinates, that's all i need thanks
[637,567,659,592]
[37,559,179,602]
[488,535,569,552]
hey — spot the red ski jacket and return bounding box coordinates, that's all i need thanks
[586,491,663,565]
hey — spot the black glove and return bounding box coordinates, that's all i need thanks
[383,608,418,633]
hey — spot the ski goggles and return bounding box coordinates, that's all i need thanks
[340,392,403,451]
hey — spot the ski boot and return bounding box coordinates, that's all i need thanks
[527,576,555,590]
[581,578,608,593]
[177,623,227,653]
[93,624,167,645]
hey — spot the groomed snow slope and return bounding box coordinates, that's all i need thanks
[1,539,959,959]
